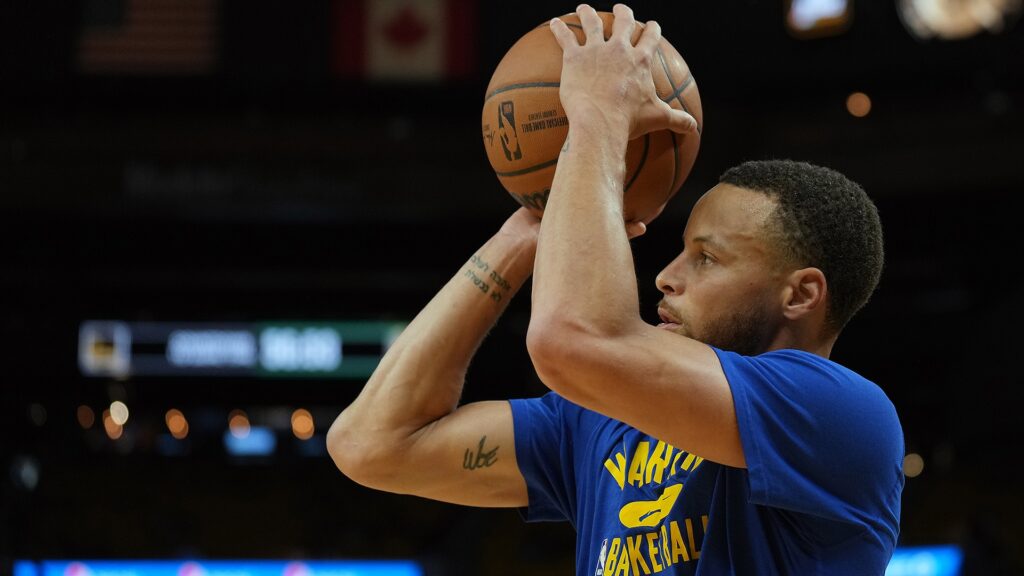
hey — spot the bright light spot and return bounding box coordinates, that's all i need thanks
[77,405,96,429]
[28,403,47,426]
[103,409,123,440]
[789,0,849,30]
[886,545,963,576]
[178,562,207,576]
[109,401,129,426]
[229,409,251,439]
[223,426,276,456]
[283,561,313,576]
[291,409,315,440]
[904,452,925,478]
[165,409,189,440]
[846,92,872,117]
[898,0,1023,40]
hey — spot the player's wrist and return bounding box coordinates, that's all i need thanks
[490,230,537,272]
[564,102,632,144]
[482,223,537,280]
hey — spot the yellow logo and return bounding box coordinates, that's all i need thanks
[618,483,683,528]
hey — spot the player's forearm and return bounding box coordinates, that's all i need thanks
[532,120,640,335]
[329,230,534,460]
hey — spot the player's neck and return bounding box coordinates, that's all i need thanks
[763,325,835,359]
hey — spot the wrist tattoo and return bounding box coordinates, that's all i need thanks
[464,253,510,304]
[463,435,499,470]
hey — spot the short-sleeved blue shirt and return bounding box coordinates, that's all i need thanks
[510,348,904,575]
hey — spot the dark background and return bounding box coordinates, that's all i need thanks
[3,0,1023,574]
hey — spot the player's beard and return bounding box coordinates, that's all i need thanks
[674,301,776,357]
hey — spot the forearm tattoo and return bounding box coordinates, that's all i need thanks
[463,253,512,304]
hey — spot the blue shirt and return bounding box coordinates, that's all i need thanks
[510,348,904,575]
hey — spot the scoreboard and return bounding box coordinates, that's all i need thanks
[79,320,406,379]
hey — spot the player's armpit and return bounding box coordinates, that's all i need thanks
[328,400,528,508]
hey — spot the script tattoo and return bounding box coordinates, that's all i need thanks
[464,253,508,304]
[463,435,499,471]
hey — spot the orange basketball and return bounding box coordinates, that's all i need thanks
[481,12,703,223]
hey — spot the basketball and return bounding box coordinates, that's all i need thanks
[481,11,703,223]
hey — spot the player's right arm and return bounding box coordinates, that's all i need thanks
[326,209,538,508]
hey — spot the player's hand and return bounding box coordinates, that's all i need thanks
[550,4,697,141]
[500,207,646,244]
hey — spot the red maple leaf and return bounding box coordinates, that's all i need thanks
[383,5,429,50]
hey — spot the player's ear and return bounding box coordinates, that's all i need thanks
[782,267,826,321]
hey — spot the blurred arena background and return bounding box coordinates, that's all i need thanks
[2,0,1023,574]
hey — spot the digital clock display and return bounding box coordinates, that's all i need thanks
[79,320,405,379]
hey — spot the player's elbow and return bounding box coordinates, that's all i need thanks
[526,318,592,393]
[326,412,395,490]
[326,413,366,480]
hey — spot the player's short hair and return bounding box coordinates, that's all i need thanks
[719,159,884,333]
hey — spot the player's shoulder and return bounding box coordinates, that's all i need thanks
[715,347,896,413]
[718,347,872,384]
[718,348,904,467]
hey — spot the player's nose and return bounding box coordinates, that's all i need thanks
[655,254,686,295]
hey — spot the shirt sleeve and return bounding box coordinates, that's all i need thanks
[714,348,905,527]
[508,392,578,524]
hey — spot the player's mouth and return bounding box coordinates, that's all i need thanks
[657,307,684,331]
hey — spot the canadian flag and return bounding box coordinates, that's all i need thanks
[333,0,476,81]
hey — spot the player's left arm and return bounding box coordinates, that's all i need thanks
[527,4,745,469]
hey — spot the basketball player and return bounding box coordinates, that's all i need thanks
[328,4,903,574]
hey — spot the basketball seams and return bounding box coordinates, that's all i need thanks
[669,130,680,200]
[494,158,560,178]
[654,46,695,203]
[484,82,560,103]
[624,134,650,193]
[661,74,695,110]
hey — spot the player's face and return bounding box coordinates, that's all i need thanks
[655,183,789,356]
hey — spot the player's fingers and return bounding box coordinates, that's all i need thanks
[550,17,579,51]
[576,5,605,44]
[635,19,662,56]
[632,103,697,139]
[664,106,699,135]
[611,4,635,43]
[625,220,647,239]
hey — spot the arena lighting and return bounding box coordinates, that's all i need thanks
[885,545,963,576]
[165,408,189,439]
[77,405,96,429]
[10,456,40,492]
[903,452,925,478]
[12,559,424,576]
[898,0,1022,39]
[291,408,315,440]
[12,553,956,576]
[223,426,277,457]
[846,92,872,117]
[785,0,853,38]
[102,409,123,440]
[228,409,251,439]
[109,401,129,426]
